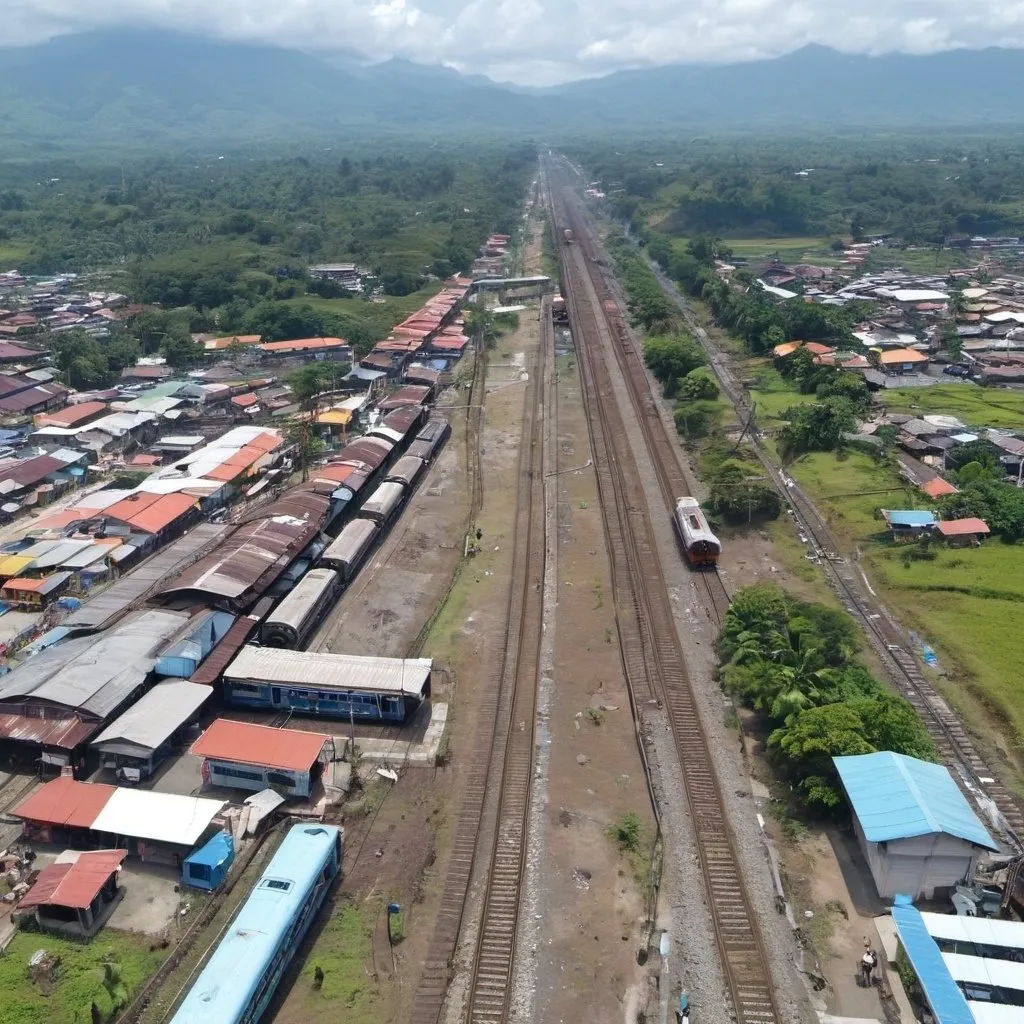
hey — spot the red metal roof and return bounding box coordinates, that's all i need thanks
[259,337,347,353]
[920,477,958,499]
[191,718,330,771]
[104,492,198,534]
[13,776,116,828]
[0,455,64,488]
[35,401,108,428]
[231,392,259,408]
[936,518,990,536]
[20,849,126,910]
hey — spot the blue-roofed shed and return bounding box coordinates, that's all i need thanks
[182,830,234,891]
[834,752,997,899]
[890,900,974,1024]
[881,509,936,538]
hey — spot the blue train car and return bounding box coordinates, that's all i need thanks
[222,646,431,724]
[169,824,342,1024]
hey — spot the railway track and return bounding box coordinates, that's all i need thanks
[548,174,779,1024]
[410,314,547,1024]
[585,190,1024,848]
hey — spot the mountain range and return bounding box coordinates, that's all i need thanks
[2,31,1024,151]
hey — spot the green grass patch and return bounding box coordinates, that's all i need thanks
[881,384,1024,431]
[289,902,382,1021]
[0,928,167,1024]
[745,365,817,427]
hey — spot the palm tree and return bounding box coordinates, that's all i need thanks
[102,962,129,1013]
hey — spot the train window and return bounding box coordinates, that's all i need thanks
[261,878,292,892]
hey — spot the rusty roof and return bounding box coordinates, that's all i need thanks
[0,455,64,488]
[157,486,330,608]
[379,386,431,411]
[333,436,394,470]
[35,401,108,428]
[13,775,115,827]
[191,718,330,771]
[20,850,127,910]
[0,712,98,750]
[189,614,260,685]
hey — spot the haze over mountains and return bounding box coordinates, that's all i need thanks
[2,30,1023,151]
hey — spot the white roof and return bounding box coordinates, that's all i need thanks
[336,396,366,413]
[968,1006,1023,1024]
[962,288,989,299]
[882,288,949,302]
[91,679,212,756]
[756,280,798,299]
[225,646,431,696]
[985,310,1024,324]
[919,910,1024,951]
[157,435,205,447]
[136,476,223,495]
[49,448,86,465]
[91,788,225,846]
[942,951,1024,992]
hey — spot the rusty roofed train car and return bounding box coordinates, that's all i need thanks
[674,497,721,567]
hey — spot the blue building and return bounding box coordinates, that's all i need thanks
[833,752,998,899]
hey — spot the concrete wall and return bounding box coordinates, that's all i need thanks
[855,818,980,898]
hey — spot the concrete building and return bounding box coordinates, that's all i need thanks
[833,752,998,900]
[191,719,334,798]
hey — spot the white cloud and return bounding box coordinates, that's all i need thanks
[4,0,1024,84]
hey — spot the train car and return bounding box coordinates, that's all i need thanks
[674,497,721,567]
[359,480,405,527]
[384,455,425,493]
[319,517,379,582]
[169,823,342,1024]
[406,417,450,462]
[260,568,340,649]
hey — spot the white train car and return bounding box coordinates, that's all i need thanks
[261,568,340,648]
[674,497,721,567]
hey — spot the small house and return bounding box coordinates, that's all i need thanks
[936,518,990,546]
[190,718,334,798]
[833,752,998,900]
[877,348,929,374]
[919,477,958,500]
[17,849,126,937]
[1,571,72,609]
[881,509,936,539]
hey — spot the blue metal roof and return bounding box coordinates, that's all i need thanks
[184,830,234,870]
[891,901,974,1024]
[833,752,997,850]
[882,509,937,527]
[170,823,340,1023]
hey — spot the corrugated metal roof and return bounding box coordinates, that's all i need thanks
[191,718,330,771]
[20,850,126,910]
[157,486,329,608]
[224,646,430,696]
[936,518,990,536]
[90,788,225,846]
[0,713,98,749]
[891,903,975,1024]
[2,572,72,595]
[91,679,212,756]
[63,522,228,631]
[105,491,198,534]
[0,608,190,718]
[13,775,116,828]
[881,510,936,528]
[833,752,997,849]
[189,614,261,685]
[0,455,63,487]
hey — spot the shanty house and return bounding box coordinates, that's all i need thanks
[936,518,991,546]
[17,849,126,937]
[881,509,936,539]
[833,752,998,900]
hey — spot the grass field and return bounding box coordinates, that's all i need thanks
[280,902,382,1023]
[0,928,167,1024]
[745,364,817,428]
[882,384,1024,430]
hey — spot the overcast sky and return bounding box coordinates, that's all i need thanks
[5,1,1023,85]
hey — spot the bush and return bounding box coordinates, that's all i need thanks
[643,333,706,397]
[677,367,720,401]
[706,461,782,526]
[606,811,643,853]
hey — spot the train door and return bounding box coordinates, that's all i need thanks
[271,686,281,706]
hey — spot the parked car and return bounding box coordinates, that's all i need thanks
[943,364,971,378]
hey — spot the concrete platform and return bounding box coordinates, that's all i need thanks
[349,701,448,767]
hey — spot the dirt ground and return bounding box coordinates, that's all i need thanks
[522,330,654,1024]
